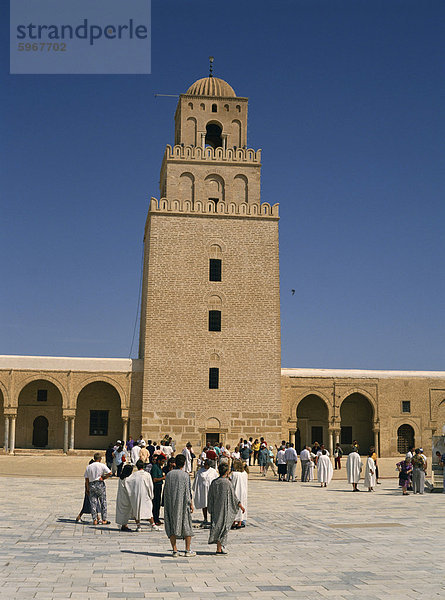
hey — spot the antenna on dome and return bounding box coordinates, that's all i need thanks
[209,56,214,77]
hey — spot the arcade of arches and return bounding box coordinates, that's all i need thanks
[294,392,375,454]
[1,359,445,456]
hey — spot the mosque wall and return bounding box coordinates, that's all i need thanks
[1,363,445,456]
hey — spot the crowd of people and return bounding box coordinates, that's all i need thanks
[80,435,247,556]
[78,434,442,555]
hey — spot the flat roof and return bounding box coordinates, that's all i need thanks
[281,367,445,379]
[0,355,143,372]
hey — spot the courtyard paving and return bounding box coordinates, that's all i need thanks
[0,470,443,600]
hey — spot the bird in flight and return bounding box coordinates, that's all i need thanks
[291,289,295,295]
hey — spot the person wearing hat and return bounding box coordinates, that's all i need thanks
[150,454,167,526]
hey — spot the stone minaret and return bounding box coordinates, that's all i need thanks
[139,73,281,448]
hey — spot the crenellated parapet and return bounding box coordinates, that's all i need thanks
[148,197,279,218]
[163,144,261,164]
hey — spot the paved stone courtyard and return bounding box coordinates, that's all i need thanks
[0,473,443,600]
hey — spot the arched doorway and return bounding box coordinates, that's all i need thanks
[32,416,49,447]
[397,424,414,454]
[340,393,374,454]
[296,395,329,453]
[75,381,121,449]
[17,380,63,449]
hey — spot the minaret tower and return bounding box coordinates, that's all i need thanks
[139,68,281,448]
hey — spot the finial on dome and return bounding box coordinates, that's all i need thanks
[209,56,214,78]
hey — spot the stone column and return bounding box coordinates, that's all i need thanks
[9,416,16,455]
[289,430,296,445]
[201,132,205,149]
[329,430,334,457]
[63,417,69,454]
[373,429,379,455]
[122,418,128,443]
[69,417,75,451]
[4,417,9,453]
[335,430,340,445]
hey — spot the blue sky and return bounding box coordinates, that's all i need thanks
[1,0,444,369]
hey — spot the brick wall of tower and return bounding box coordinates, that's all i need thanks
[140,211,281,449]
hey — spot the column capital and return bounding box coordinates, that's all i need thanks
[4,409,17,417]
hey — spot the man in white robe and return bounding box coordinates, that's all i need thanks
[192,459,218,524]
[363,453,376,491]
[317,450,333,487]
[126,460,161,531]
[182,442,193,474]
[230,462,248,527]
[346,449,363,491]
[131,443,141,465]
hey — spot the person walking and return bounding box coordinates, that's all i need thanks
[284,443,298,482]
[397,456,413,495]
[207,462,245,555]
[163,453,195,557]
[334,443,343,470]
[192,458,218,525]
[276,446,287,481]
[258,444,269,476]
[346,448,362,491]
[317,449,333,487]
[150,454,166,526]
[364,451,376,492]
[84,452,112,526]
[230,459,248,529]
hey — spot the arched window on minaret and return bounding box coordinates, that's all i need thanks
[205,123,223,149]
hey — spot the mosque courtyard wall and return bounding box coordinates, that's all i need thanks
[1,357,444,457]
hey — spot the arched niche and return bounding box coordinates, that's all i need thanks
[75,381,121,450]
[232,119,242,147]
[185,117,197,146]
[340,393,374,453]
[233,174,248,203]
[179,172,195,205]
[17,379,63,449]
[205,174,225,206]
[296,394,329,453]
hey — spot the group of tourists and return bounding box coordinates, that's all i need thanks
[79,435,248,556]
[78,433,441,556]
[396,447,429,495]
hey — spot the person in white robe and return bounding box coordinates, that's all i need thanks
[192,459,218,524]
[308,452,316,481]
[131,443,141,465]
[317,450,333,487]
[115,464,135,531]
[230,459,248,527]
[182,443,193,474]
[363,452,376,491]
[346,449,363,491]
[126,459,161,531]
